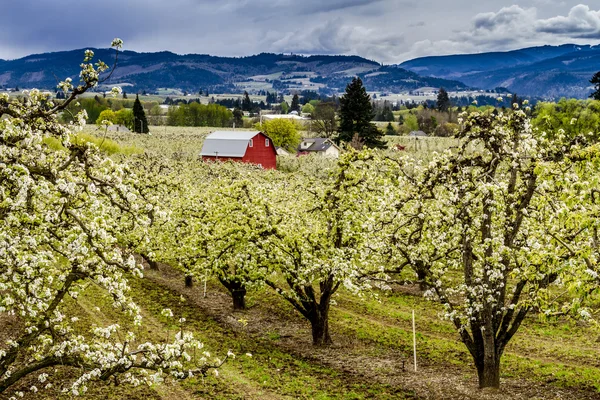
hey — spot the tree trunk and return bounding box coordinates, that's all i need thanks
[310,308,332,346]
[140,253,159,270]
[148,259,159,270]
[219,278,247,310]
[476,357,500,389]
[416,268,427,291]
[185,275,193,287]
[231,288,246,310]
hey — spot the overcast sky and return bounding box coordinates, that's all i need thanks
[1,1,599,63]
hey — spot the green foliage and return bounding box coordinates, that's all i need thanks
[96,109,117,125]
[302,103,315,115]
[280,101,289,114]
[115,108,134,129]
[254,118,301,152]
[532,98,600,141]
[311,102,337,138]
[61,97,109,124]
[167,102,233,127]
[336,77,386,149]
[401,113,419,133]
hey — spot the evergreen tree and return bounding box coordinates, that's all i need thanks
[122,91,127,99]
[242,91,252,112]
[385,122,396,136]
[436,87,450,112]
[132,94,149,133]
[290,94,300,112]
[590,71,600,100]
[336,77,386,149]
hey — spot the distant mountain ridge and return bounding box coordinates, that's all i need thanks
[3,45,597,98]
[0,48,466,94]
[400,44,600,98]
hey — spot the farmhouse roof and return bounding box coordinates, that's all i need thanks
[408,130,428,137]
[200,131,260,157]
[297,138,339,152]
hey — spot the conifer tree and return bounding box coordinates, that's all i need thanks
[436,87,450,112]
[133,94,149,133]
[242,91,252,112]
[290,94,300,112]
[336,77,386,149]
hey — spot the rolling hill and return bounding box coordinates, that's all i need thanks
[399,44,600,98]
[0,48,466,94]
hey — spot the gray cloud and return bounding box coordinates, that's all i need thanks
[536,4,600,36]
[400,4,600,61]
[0,1,598,64]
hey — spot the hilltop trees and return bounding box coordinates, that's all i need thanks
[133,94,149,133]
[336,77,386,149]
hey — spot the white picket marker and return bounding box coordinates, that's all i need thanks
[203,277,207,298]
[412,309,417,372]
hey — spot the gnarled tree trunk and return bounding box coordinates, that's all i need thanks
[309,306,331,346]
[218,277,247,310]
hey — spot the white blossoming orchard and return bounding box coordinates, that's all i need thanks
[382,109,600,389]
[0,41,220,396]
[261,151,392,346]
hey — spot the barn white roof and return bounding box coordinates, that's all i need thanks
[200,131,260,157]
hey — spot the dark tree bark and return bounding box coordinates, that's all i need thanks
[140,253,159,270]
[309,303,332,346]
[185,275,193,287]
[218,277,247,310]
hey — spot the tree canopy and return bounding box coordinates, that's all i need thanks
[254,118,301,152]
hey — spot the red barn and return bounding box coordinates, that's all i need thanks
[200,131,277,169]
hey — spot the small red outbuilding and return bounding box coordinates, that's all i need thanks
[200,131,277,169]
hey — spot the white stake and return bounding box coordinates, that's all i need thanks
[203,277,207,298]
[412,309,417,372]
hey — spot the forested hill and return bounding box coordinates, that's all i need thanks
[0,48,466,94]
[399,44,600,98]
